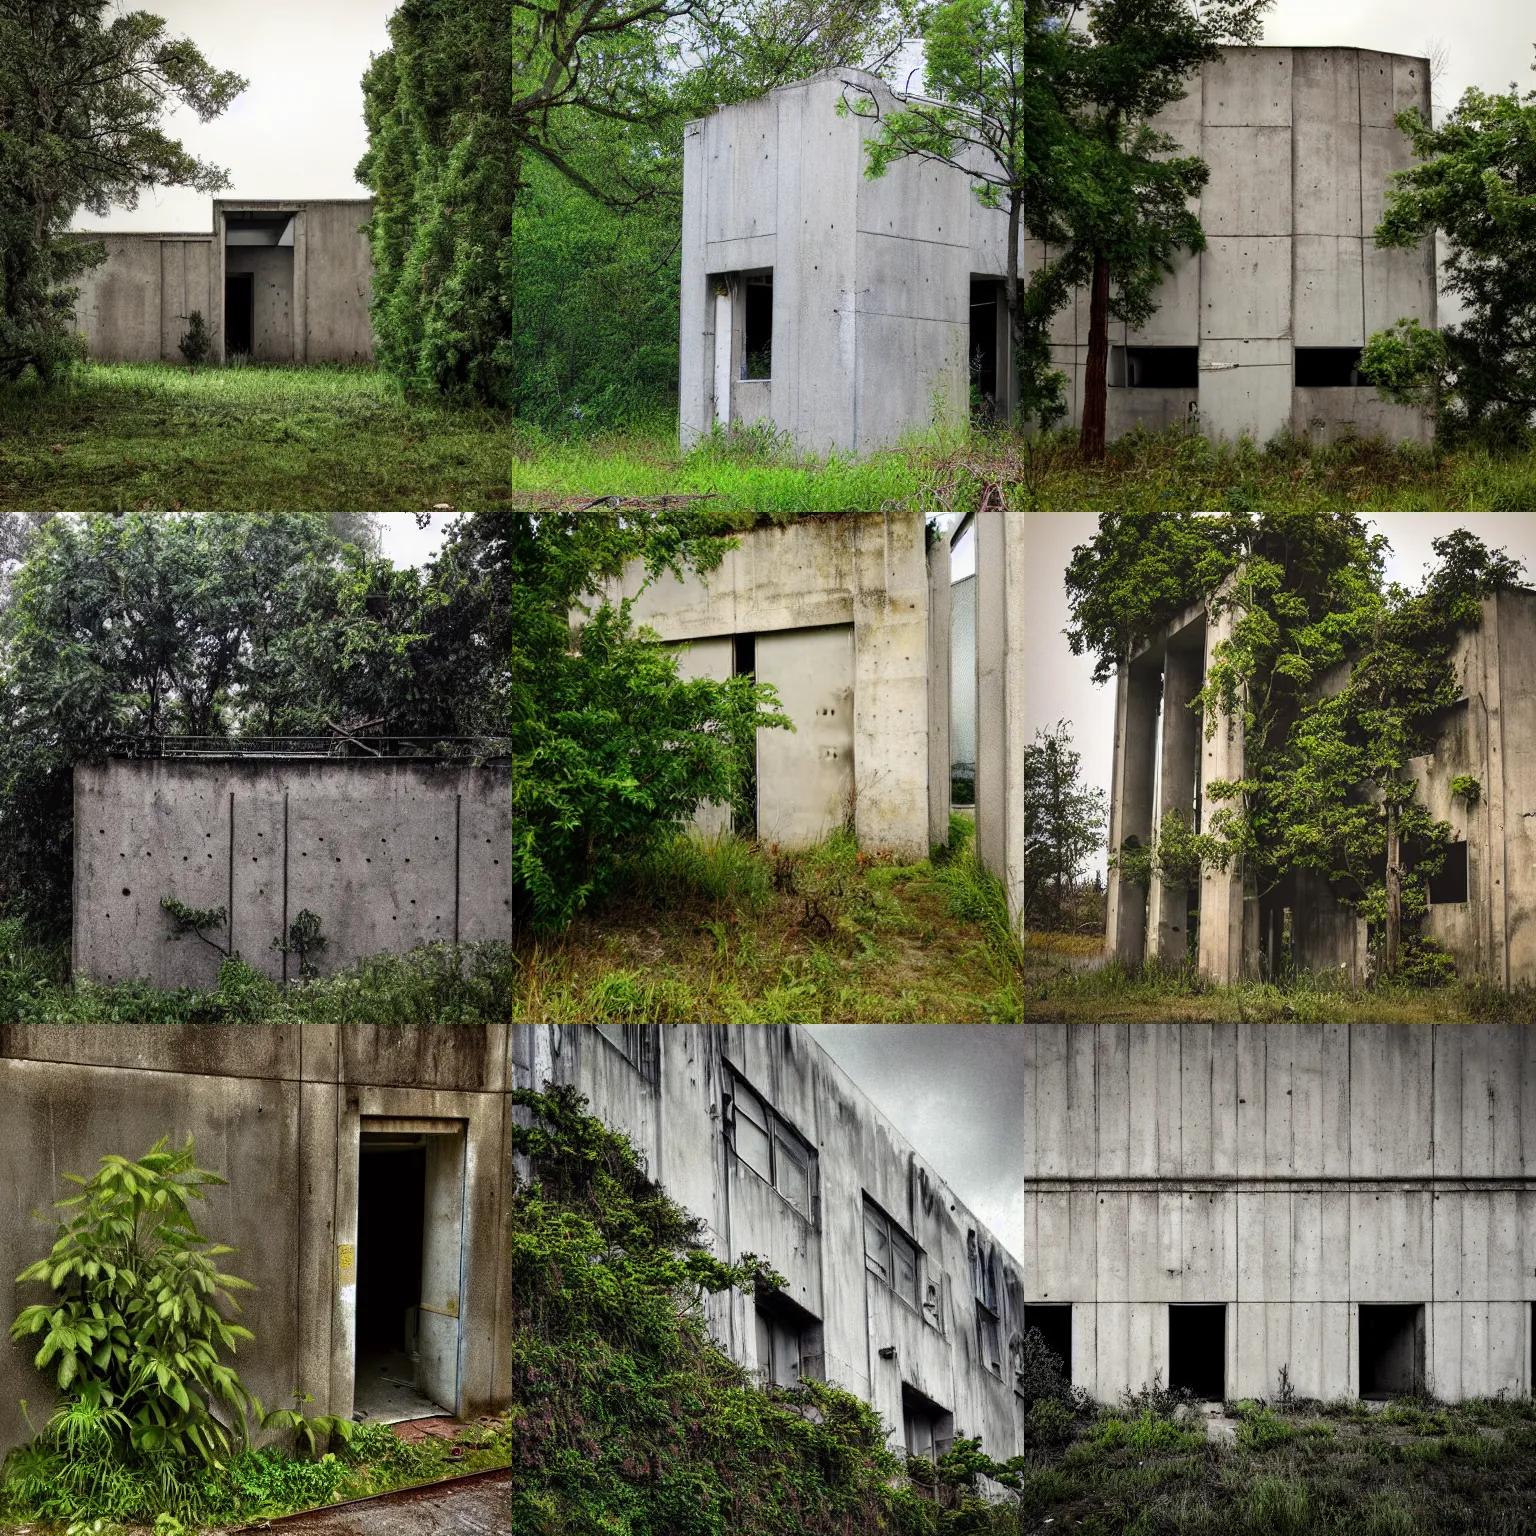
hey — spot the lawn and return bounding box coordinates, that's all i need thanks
[514,826,1025,1024]
[0,363,930,513]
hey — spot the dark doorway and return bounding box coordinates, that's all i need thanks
[1024,1304,1073,1384]
[1429,841,1468,905]
[743,275,773,379]
[1169,1304,1225,1401]
[1295,347,1365,387]
[969,280,1001,421]
[1359,1304,1424,1398]
[225,272,254,356]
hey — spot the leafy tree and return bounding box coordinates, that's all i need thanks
[0,1,245,382]
[1022,719,1106,929]
[1363,67,1536,445]
[510,507,788,931]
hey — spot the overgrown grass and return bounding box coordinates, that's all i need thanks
[1011,1391,1536,1535]
[0,922,516,1023]
[514,827,1023,1024]
[0,365,932,512]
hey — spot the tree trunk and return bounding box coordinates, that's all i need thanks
[1384,804,1402,978]
[1079,253,1111,461]
[1004,191,1022,429]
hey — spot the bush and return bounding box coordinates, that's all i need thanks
[177,311,211,368]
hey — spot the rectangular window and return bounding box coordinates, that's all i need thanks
[863,1199,920,1310]
[1114,345,1200,389]
[725,1068,816,1220]
[1429,840,1468,904]
[1023,1304,1073,1386]
[970,1233,1003,1376]
[755,1291,824,1388]
[1295,347,1366,387]
[901,1383,954,1464]
[743,274,772,380]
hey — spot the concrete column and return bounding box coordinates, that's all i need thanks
[975,511,1014,888]
[1147,641,1202,964]
[679,119,709,449]
[1105,658,1160,965]
[1004,515,1024,930]
[927,525,954,850]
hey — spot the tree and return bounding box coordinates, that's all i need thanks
[1362,65,1536,445]
[1022,719,1105,929]
[0,2,245,382]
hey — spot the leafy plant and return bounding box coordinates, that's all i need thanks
[1451,774,1482,808]
[272,908,327,978]
[161,895,231,957]
[177,311,211,368]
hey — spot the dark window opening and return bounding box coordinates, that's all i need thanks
[901,1384,954,1463]
[1168,1304,1225,1401]
[1296,347,1365,387]
[1024,1304,1073,1385]
[1359,1304,1425,1398]
[1119,346,1199,389]
[1429,840,1468,905]
[864,1198,920,1311]
[970,280,1001,422]
[225,272,254,356]
[743,275,772,380]
[754,1289,824,1388]
[970,1232,1003,1376]
[733,634,758,838]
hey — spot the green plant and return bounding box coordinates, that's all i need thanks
[161,895,230,957]
[1242,1476,1309,1536]
[1451,774,1482,807]
[177,311,211,369]
[272,908,327,978]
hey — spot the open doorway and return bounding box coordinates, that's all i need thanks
[354,1124,466,1423]
[1359,1304,1424,1398]
[1169,1304,1225,1402]
[225,272,254,356]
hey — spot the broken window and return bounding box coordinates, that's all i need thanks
[970,1232,1003,1376]
[1113,346,1200,389]
[754,1290,824,1387]
[1428,840,1468,904]
[1360,1304,1425,1398]
[1023,1304,1073,1385]
[1295,347,1365,387]
[743,275,772,380]
[901,1383,954,1463]
[725,1068,816,1219]
[1168,1304,1226,1402]
[864,1198,920,1310]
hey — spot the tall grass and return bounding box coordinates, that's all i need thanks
[931,815,1024,972]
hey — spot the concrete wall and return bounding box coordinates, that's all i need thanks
[515,1025,1026,1460]
[609,512,934,859]
[0,1026,519,1454]
[225,246,296,363]
[71,236,216,363]
[1022,1025,1536,1404]
[975,512,1024,927]
[73,759,512,989]
[298,202,376,363]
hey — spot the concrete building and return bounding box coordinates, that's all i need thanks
[1021,1024,1536,1404]
[681,48,1435,452]
[608,509,1023,923]
[72,754,512,989]
[71,200,374,365]
[1105,583,1536,988]
[515,1024,1028,1462]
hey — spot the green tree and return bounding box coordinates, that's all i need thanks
[1363,65,1536,445]
[0,1,245,382]
[1022,719,1106,928]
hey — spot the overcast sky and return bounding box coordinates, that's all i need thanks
[804,1026,1023,1256]
[1028,513,1536,878]
[75,1,1535,233]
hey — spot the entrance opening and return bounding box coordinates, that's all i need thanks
[901,1383,954,1463]
[1114,346,1200,388]
[743,275,772,379]
[354,1126,465,1422]
[1024,1304,1073,1384]
[225,272,254,356]
[1296,347,1365,387]
[969,280,1001,421]
[1360,1304,1425,1398]
[1429,841,1468,904]
[1168,1304,1225,1401]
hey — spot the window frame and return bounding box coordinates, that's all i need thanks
[863,1197,921,1313]
[724,1066,818,1222]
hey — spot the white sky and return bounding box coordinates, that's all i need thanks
[1027,513,1536,879]
[372,511,458,569]
[805,1026,1024,1257]
[72,1,1535,233]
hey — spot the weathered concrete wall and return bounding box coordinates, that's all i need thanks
[1022,1025,1536,1403]
[225,246,296,362]
[610,512,933,859]
[0,1027,517,1454]
[975,512,1024,925]
[299,202,376,363]
[71,236,216,363]
[515,1025,1026,1460]
[73,760,512,989]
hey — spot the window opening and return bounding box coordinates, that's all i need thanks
[225,272,254,356]
[725,1068,816,1220]
[1295,347,1365,387]
[864,1198,920,1311]
[754,1289,824,1387]
[1116,346,1199,389]
[1023,1304,1073,1385]
[970,1233,1003,1376]
[591,1024,661,1084]
[1359,1304,1425,1398]
[1168,1304,1225,1401]
[969,280,1001,422]
[1428,840,1468,905]
[733,635,758,839]
[901,1384,954,1463]
[743,275,772,379]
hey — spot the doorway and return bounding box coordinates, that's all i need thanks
[354,1124,466,1422]
[225,272,254,356]
[1359,1304,1424,1398]
[1169,1304,1226,1402]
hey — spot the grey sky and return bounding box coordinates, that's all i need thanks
[1027,513,1536,878]
[804,1026,1023,1257]
[74,1,1534,233]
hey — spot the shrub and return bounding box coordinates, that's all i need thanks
[177,311,212,368]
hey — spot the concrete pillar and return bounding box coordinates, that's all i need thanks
[1004,515,1024,930]
[1147,641,1202,964]
[927,525,953,850]
[1105,658,1160,965]
[975,510,1023,926]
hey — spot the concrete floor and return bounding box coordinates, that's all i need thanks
[353,1351,447,1425]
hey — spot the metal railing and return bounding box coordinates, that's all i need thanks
[122,735,510,763]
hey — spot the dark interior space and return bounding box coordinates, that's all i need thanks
[1024,1304,1073,1383]
[1360,1304,1424,1397]
[1295,347,1365,387]
[225,272,254,356]
[733,633,758,839]
[744,275,773,379]
[1168,1304,1225,1401]
[1428,840,1469,904]
[969,280,1001,420]
[901,1382,954,1462]
[1123,346,1200,388]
